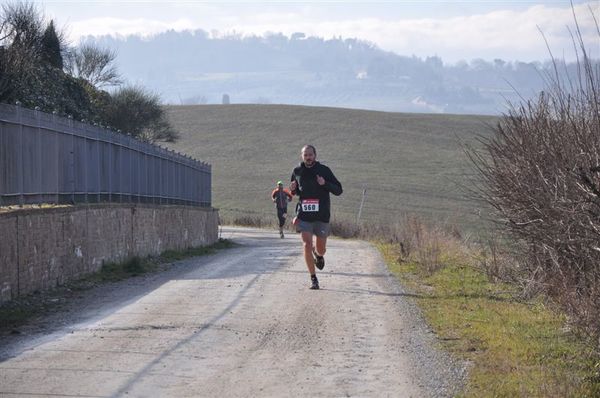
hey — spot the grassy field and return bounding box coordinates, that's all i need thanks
[165,104,498,231]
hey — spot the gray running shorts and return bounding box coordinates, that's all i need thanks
[297,220,330,237]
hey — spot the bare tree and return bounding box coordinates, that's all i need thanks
[64,43,122,87]
[1,1,43,53]
[0,1,44,101]
[0,2,70,103]
[467,9,600,341]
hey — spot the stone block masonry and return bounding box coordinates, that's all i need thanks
[0,204,219,303]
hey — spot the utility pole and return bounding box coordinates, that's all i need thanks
[357,187,367,223]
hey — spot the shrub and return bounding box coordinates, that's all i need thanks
[101,85,179,142]
[467,13,600,342]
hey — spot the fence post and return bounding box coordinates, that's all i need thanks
[159,148,163,205]
[83,131,88,204]
[0,113,2,207]
[52,111,58,204]
[96,130,102,204]
[70,118,75,204]
[135,142,143,204]
[38,113,42,205]
[18,105,24,207]
[108,133,112,203]
[118,138,123,203]
[128,135,132,204]
[177,153,181,205]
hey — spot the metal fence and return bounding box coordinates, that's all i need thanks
[0,103,211,207]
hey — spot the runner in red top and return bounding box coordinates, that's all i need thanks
[271,181,293,238]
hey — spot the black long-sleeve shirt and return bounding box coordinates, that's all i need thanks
[290,161,342,223]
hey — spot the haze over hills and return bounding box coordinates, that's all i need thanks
[90,30,583,115]
[164,104,498,230]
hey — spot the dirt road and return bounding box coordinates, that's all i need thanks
[0,227,464,397]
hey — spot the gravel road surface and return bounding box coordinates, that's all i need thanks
[0,226,465,397]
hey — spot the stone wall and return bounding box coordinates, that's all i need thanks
[0,204,219,302]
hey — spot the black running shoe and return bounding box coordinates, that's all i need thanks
[313,252,325,270]
[310,275,319,290]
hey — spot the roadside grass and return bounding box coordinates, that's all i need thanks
[0,239,235,331]
[378,242,600,397]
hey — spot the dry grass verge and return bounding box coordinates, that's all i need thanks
[374,221,600,397]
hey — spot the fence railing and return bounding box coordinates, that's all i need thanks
[0,103,211,207]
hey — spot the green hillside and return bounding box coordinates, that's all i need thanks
[165,104,498,230]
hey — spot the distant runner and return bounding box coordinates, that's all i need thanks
[271,181,293,238]
[290,145,343,289]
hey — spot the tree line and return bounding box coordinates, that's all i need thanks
[91,27,595,114]
[0,1,178,143]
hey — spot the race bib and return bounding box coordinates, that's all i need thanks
[301,199,320,212]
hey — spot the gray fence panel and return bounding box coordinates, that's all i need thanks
[1,123,19,198]
[74,134,87,194]
[99,140,111,195]
[86,135,99,199]
[169,156,175,202]
[110,142,120,199]
[57,131,72,202]
[22,124,39,196]
[0,123,5,200]
[40,128,59,196]
[160,156,167,203]
[0,104,211,207]
[145,150,153,200]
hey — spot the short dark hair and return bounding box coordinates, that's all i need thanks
[301,144,316,155]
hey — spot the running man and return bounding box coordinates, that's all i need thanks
[271,181,292,238]
[290,145,343,289]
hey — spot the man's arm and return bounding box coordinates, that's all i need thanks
[290,173,299,196]
[322,167,343,196]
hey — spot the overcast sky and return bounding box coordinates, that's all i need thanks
[35,0,600,63]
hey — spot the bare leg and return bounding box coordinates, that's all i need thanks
[301,231,316,274]
[315,236,327,257]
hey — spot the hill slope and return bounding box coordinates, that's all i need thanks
[165,104,497,230]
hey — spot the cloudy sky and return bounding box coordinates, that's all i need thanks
[36,0,599,63]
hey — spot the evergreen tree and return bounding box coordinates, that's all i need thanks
[41,20,63,69]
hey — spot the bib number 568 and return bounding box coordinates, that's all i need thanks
[301,199,319,212]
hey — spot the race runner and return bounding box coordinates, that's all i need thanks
[271,180,293,238]
[290,144,343,289]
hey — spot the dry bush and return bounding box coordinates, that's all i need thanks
[333,214,457,275]
[467,12,600,342]
[329,218,361,239]
[231,215,268,228]
[477,237,547,298]
[477,238,516,284]
[415,232,442,274]
[386,216,453,273]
